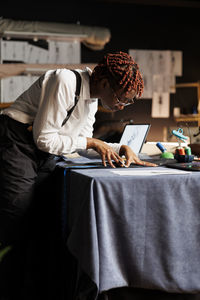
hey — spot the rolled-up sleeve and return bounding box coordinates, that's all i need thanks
[79,100,98,138]
[33,70,87,155]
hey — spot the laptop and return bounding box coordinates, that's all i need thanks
[119,124,177,166]
[119,124,151,157]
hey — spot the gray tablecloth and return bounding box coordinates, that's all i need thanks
[61,164,200,298]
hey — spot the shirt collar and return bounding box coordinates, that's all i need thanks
[80,67,96,101]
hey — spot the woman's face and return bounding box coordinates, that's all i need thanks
[100,84,137,112]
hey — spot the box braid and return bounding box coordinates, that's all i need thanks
[92,51,144,98]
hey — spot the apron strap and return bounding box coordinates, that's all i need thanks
[61,70,82,127]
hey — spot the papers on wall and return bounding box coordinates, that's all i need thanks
[142,75,153,99]
[0,39,81,102]
[1,76,39,102]
[48,41,80,64]
[1,41,28,62]
[26,44,49,64]
[129,49,182,118]
[152,92,170,118]
[170,51,182,76]
[129,49,182,89]
[1,40,81,64]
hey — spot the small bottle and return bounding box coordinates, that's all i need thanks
[185,146,192,155]
[156,142,167,153]
[177,147,185,155]
[156,142,174,159]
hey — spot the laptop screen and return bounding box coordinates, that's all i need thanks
[119,124,151,154]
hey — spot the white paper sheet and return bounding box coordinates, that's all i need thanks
[48,41,80,64]
[128,49,182,101]
[109,168,192,176]
[1,40,28,62]
[170,51,183,76]
[151,92,170,118]
[1,75,39,102]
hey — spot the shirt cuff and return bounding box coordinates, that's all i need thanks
[105,142,121,154]
[76,136,87,150]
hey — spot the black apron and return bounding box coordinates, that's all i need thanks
[0,69,81,246]
[0,70,82,299]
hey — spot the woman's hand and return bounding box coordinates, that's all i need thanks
[119,145,158,168]
[87,137,124,168]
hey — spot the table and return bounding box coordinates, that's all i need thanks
[57,161,200,300]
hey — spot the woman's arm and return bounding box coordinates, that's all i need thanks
[33,70,87,155]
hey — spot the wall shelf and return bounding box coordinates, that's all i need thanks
[175,114,200,123]
[0,102,12,109]
[173,81,200,126]
[0,63,96,79]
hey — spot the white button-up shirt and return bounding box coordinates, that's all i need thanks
[3,67,121,156]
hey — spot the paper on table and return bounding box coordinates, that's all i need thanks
[109,168,192,176]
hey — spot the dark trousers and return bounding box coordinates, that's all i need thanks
[0,114,58,299]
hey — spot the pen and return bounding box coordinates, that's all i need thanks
[120,159,127,167]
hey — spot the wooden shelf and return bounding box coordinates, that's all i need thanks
[0,63,96,79]
[173,81,200,126]
[0,102,13,109]
[175,114,200,123]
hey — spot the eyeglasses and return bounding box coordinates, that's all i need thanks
[111,86,136,107]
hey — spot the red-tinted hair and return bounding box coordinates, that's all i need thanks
[92,51,144,98]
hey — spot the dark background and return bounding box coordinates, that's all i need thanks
[1,0,200,141]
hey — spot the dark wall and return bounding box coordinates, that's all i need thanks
[1,1,200,140]
[81,2,200,141]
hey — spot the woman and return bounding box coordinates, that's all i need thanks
[0,51,156,246]
[0,50,158,299]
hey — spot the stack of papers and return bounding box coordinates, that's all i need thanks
[110,168,192,176]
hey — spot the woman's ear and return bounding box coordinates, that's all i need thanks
[99,78,110,90]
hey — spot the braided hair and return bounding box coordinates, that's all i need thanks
[92,51,144,98]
